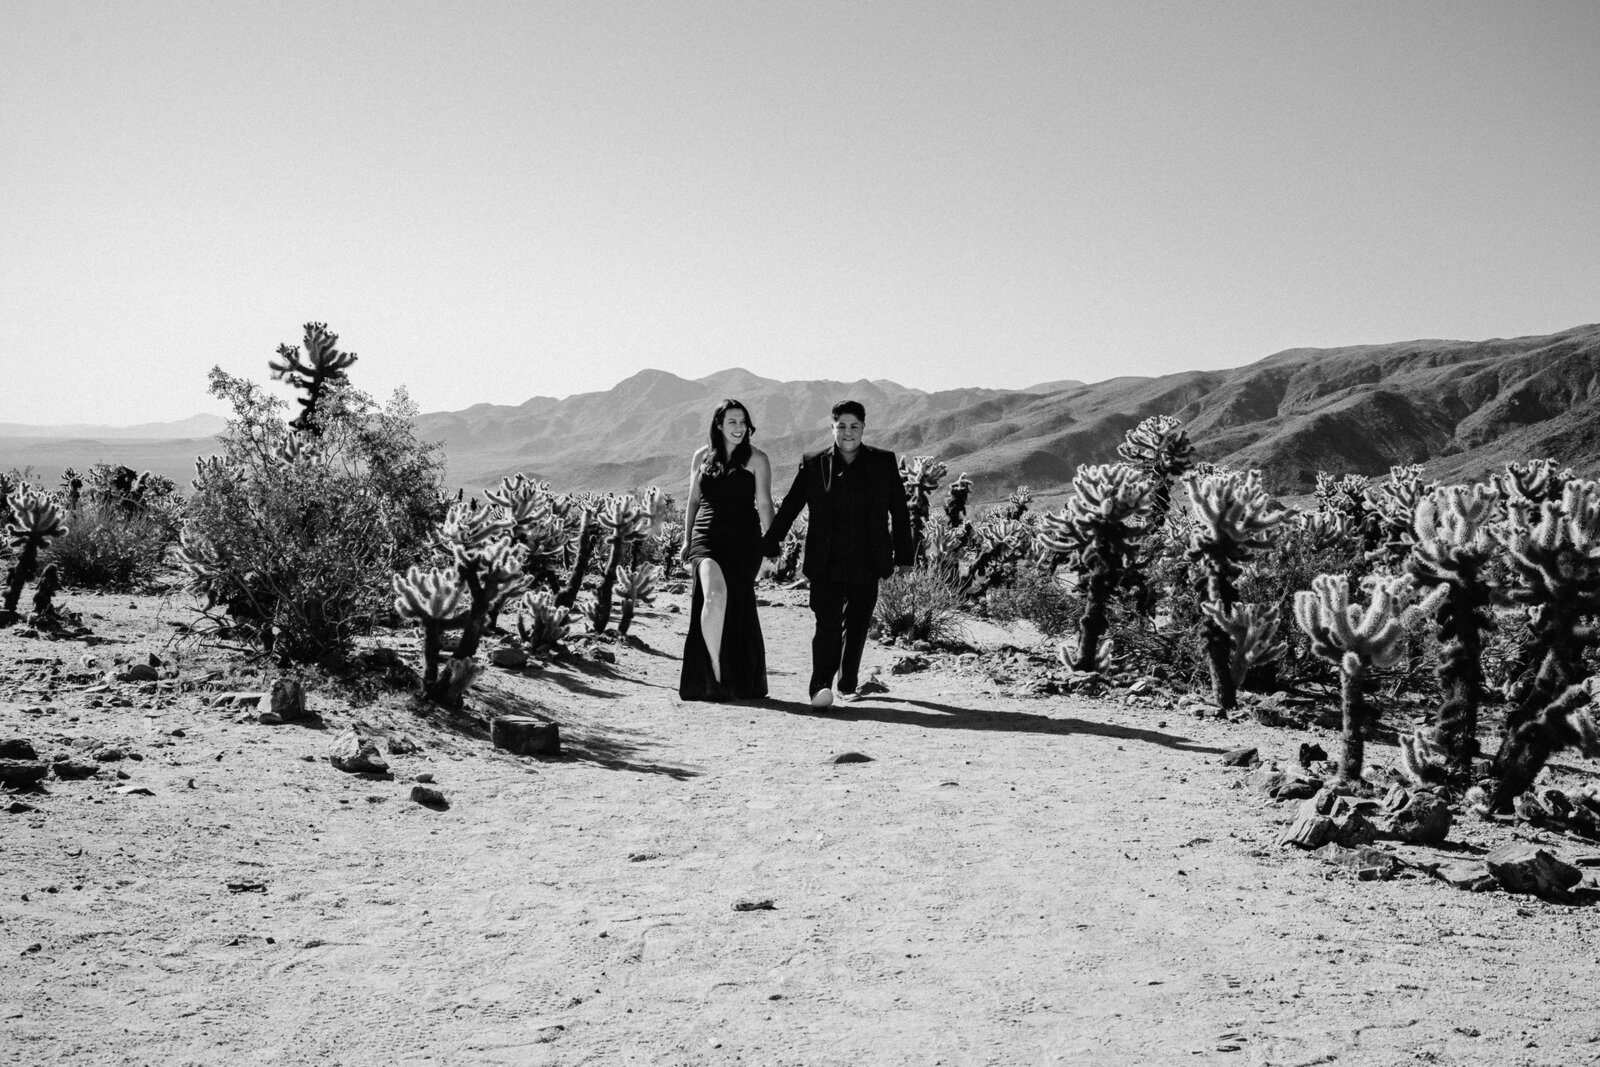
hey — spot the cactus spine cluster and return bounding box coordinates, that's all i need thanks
[1184,469,1288,710]
[1294,573,1444,784]
[1037,463,1154,672]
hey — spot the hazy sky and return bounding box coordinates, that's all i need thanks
[4,1,1598,425]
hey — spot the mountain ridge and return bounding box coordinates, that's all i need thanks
[3,325,1597,502]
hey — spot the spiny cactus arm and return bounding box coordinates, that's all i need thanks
[441,502,515,550]
[4,490,68,549]
[393,565,469,623]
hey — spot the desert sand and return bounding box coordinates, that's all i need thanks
[4,582,1600,1067]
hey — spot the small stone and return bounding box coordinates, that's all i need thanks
[387,734,421,755]
[50,759,100,781]
[1220,747,1258,767]
[259,678,307,724]
[0,739,38,761]
[491,717,561,757]
[1297,742,1328,767]
[329,729,390,775]
[93,747,126,763]
[1311,843,1399,881]
[733,899,776,911]
[589,648,617,665]
[212,691,267,709]
[117,664,159,683]
[1437,860,1498,892]
[831,752,874,764]
[1486,842,1582,903]
[414,772,435,784]
[6,801,37,814]
[1279,812,1336,850]
[891,655,929,675]
[112,786,154,797]
[490,647,529,669]
[410,785,448,809]
[1375,787,1453,844]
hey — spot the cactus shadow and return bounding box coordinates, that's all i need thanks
[463,682,700,779]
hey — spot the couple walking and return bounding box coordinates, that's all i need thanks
[678,399,913,708]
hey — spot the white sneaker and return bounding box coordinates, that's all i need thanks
[810,688,834,709]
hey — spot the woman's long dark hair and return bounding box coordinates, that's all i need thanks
[702,399,755,476]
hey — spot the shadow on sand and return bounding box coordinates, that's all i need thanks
[752,693,1226,755]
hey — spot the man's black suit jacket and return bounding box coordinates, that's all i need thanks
[762,443,914,582]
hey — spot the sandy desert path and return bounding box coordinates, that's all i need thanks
[4,584,1600,1066]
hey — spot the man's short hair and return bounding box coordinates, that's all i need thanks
[831,400,866,423]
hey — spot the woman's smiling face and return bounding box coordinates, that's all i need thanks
[720,406,749,445]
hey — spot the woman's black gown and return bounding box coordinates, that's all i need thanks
[679,466,768,701]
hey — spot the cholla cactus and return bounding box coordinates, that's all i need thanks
[554,503,599,609]
[3,487,69,618]
[515,589,582,659]
[965,515,1031,594]
[484,474,567,587]
[771,515,807,583]
[1295,573,1445,784]
[900,456,948,561]
[1037,464,1154,672]
[1404,483,1501,779]
[944,473,974,527]
[590,495,653,633]
[269,321,358,435]
[1294,508,1352,551]
[1200,601,1287,689]
[1000,485,1033,521]
[1117,415,1195,531]
[1365,464,1435,564]
[30,562,62,619]
[60,468,83,510]
[1488,479,1600,807]
[614,562,660,637]
[1184,469,1289,710]
[441,501,514,553]
[1495,458,1573,520]
[393,564,468,693]
[920,514,964,584]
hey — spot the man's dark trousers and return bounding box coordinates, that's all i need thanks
[810,579,878,696]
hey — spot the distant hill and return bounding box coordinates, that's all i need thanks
[3,324,1597,503]
[0,414,227,440]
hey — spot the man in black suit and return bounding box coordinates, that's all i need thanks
[762,400,914,708]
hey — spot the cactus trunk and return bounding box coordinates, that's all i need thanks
[555,513,596,609]
[1338,660,1370,784]
[1072,570,1113,671]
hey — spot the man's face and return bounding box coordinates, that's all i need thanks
[832,413,864,455]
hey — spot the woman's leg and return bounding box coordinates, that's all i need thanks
[696,557,729,682]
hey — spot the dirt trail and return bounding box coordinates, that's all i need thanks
[3,586,1600,1066]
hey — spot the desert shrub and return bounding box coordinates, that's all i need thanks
[179,339,446,663]
[874,565,965,645]
[980,561,1081,638]
[46,505,169,589]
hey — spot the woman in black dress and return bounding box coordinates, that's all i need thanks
[679,399,773,701]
